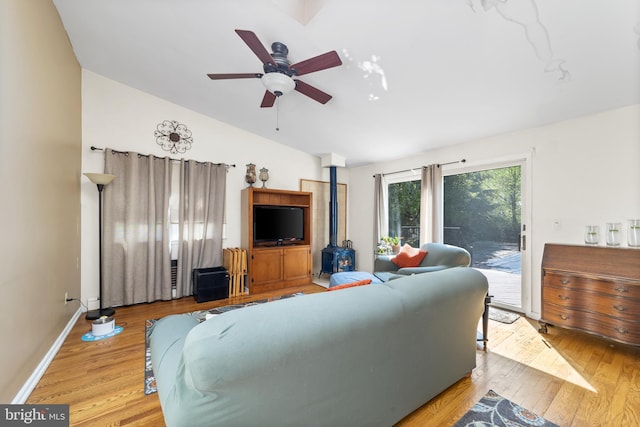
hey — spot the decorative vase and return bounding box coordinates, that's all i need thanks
[606,222,621,246]
[584,225,599,245]
[245,163,257,187]
[259,167,269,188]
[629,219,640,247]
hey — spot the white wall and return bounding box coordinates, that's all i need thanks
[80,70,342,306]
[348,105,640,318]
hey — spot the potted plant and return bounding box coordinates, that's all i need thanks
[381,236,401,253]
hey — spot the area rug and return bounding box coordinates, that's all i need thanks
[489,306,521,324]
[144,293,303,395]
[453,390,559,427]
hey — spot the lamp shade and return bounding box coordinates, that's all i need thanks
[84,173,116,185]
[261,73,295,96]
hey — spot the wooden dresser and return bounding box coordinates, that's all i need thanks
[540,244,640,346]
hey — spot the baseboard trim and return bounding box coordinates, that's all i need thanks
[12,307,84,404]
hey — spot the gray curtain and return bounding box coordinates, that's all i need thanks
[103,150,173,306]
[175,160,227,298]
[373,173,388,248]
[420,164,443,243]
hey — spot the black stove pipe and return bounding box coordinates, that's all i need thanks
[328,166,338,247]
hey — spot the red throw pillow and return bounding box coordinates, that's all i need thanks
[327,279,372,291]
[391,244,428,268]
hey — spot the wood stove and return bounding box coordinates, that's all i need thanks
[321,246,355,275]
[320,165,355,275]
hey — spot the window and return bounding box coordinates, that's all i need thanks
[381,159,528,312]
[167,161,227,261]
[387,178,421,247]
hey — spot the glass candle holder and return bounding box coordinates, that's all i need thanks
[584,225,599,245]
[629,219,640,247]
[605,222,621,246]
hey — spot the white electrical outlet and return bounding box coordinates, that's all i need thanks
[64,292,69,305]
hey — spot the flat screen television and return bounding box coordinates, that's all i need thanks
[253,205,304,243]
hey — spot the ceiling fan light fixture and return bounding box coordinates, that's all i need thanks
[261,72,295,96]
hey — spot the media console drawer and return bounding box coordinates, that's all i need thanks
[540,244,640,346]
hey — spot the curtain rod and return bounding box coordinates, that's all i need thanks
[90,146,236,168]
[372,159,466,178]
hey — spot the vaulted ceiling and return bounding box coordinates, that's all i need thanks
[53,0,640,166]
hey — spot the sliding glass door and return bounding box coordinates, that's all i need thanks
[443,162,526,311]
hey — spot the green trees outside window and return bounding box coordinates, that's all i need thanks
[388,179,421,247]
[443,166,521,251]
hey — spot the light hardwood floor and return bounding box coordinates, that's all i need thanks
[27,283,640,426]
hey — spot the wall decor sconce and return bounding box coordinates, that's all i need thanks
[154,120,193,154]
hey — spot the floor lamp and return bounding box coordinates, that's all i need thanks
[84,173,116,321]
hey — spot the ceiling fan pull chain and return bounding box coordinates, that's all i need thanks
[275,96,280,131]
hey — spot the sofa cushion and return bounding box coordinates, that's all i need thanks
[326,278,372,291]
[391,244,428,268]
[329,271,382,287]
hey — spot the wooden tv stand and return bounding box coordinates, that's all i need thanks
[241,188,313,293]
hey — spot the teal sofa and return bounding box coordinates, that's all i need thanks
[150,267,488,427]
[374,242,471,281]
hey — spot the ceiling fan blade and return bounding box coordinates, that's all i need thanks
[207,73,262,80]
[290,51,342,76]
[260,90,277,108]
[235,29,275,66]
[294,80,333,104]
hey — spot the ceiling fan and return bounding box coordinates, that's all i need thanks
[207,29,342,108]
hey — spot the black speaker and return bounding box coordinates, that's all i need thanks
[192,267,229,303]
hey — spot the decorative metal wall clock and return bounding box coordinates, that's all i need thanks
[154,120,193,154]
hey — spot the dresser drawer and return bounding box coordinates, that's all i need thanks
[542,285,640,321]
[542,305,640,346]
[544,272,640,299]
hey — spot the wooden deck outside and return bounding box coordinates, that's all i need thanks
[476,268,522,309]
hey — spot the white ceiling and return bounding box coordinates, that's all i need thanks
[53,0,640,167]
